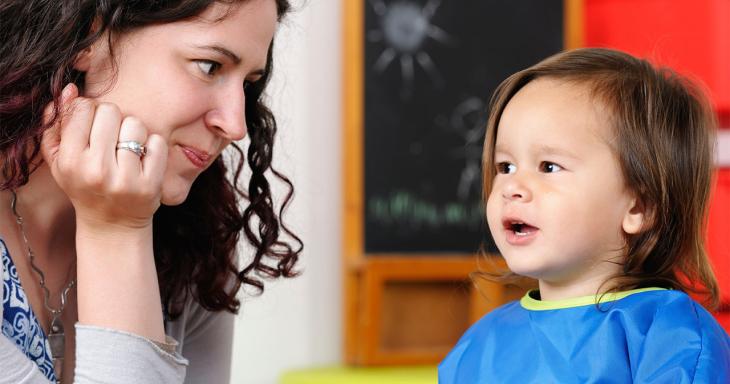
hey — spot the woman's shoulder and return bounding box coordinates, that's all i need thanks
[164,293,235,351]
[163,294,235,381]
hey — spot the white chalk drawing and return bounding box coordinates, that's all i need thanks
[368,0,452,98]
[368,191,484,229]
[437,97,487,200]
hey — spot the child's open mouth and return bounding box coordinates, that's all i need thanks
[502,219,539,245]
[510,222,538,236]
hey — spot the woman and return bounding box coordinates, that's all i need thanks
[0,0,301,382]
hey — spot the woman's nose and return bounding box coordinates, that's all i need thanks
[205,85,247,141]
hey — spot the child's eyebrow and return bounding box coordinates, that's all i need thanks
[535,144,580,159]
[493,145,510,156]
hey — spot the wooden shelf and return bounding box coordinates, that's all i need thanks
[344,256,527,365]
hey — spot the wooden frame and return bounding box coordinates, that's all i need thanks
[343,0,581,365]
[356,256,515,365]
[342,0,364,364]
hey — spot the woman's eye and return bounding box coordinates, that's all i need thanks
[496,162,516,174]
[195,60,222,76]
[540,161,563,173]
[244,75,265,91]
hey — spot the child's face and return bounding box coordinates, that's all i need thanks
[486,78,643,298]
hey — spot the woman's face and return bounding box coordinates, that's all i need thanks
[81,0,277,205]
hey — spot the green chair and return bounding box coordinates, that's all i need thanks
[280,365,437,384]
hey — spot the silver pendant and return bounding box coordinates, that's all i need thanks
[48,315,64,383]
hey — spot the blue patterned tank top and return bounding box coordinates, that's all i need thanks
[1,238,57,382]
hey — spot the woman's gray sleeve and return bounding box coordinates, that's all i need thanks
[1,321,189,384]
[178,305,235,384]
[74,324,188,384]
[0,335,52,384]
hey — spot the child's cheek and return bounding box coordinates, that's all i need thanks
[485,190,502,236]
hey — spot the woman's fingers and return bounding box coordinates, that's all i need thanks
[41,83,79,164]
[89,102,123,166]
[57,93,95,161]
[41,105,61,162]
[39,83,167,225]
[115,116,148,180]
[141,134,168,191]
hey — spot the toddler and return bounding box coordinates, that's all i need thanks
[439,48,730,383]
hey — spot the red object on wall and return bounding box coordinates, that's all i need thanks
[709,170,730,332]
[708,170,730,303]
[584,0,730,123]
[584,0,730,328]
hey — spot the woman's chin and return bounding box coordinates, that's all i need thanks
[160,184,192,206]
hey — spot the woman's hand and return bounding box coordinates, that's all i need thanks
[40,83,168,230]
[39,83,167,342]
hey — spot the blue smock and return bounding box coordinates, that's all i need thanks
[439,288,730,383]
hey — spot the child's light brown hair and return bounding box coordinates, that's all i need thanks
[481,47,720,310]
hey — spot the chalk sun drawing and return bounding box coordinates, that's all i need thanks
[368,0,451,98]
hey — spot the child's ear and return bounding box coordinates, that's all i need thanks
[623,197,651,234]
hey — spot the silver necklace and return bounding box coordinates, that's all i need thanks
[10,190,75,383]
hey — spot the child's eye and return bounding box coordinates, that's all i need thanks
[540,161,563,173]
[496,162,516,174]
[195,60,222,76]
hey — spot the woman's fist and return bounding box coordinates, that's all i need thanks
[41,83,168,229]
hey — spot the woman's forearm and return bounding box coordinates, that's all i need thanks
[74,221,165,343]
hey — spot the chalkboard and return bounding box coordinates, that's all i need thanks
[364,0,564,253]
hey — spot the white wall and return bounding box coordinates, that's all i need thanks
[230,1,343,383]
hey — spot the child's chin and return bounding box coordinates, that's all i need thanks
[503,258,544,280]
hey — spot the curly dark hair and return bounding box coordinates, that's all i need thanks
[0,0,302,320]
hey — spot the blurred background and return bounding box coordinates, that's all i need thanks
[229,1,729,383]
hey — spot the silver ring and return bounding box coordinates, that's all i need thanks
[116,141,146,157]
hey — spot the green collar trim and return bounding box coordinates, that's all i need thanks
[520,287,667,311]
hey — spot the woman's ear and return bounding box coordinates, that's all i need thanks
[73,47,94,72]
[72,19,102,72]
[623,197,651,234]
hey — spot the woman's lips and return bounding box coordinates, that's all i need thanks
[180,145,210,168]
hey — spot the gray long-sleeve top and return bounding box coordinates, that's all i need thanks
[0,240,235,384]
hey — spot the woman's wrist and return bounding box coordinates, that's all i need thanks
[75,213,154,238]
[74,218,165,342]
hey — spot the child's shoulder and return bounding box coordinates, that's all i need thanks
[638,289,728,337]
[456,288,729,356]
[450,299,527,345]
[621,286,694,306]
[618,289,721,329]
[468,299,525,329]
[440,289,730,383]
[620,289,730,382]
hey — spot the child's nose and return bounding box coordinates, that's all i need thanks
[502,176,532,202]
